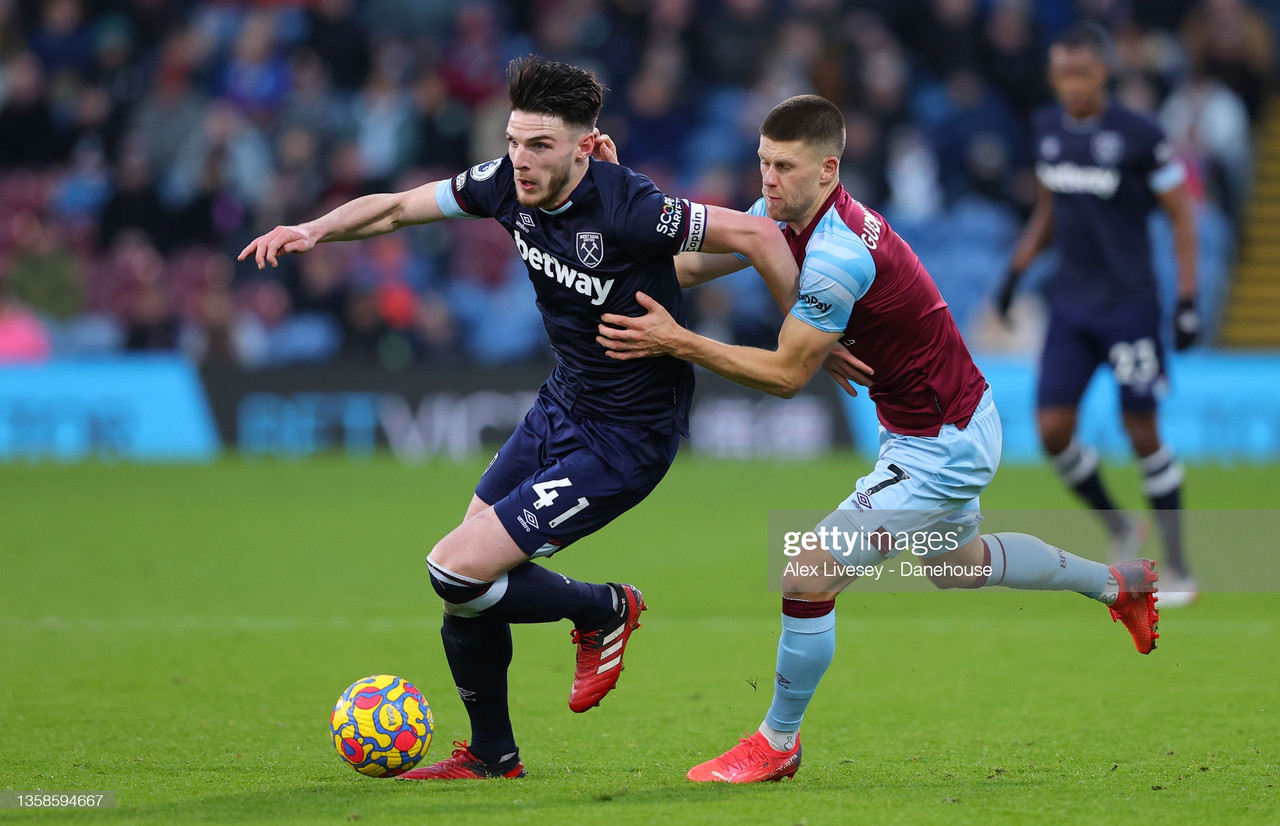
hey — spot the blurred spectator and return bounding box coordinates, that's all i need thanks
[306,0,371,91]
[114,234,179,351]
[410,70,472,171]
[1181,0,1276,120]
[63,82,129,165]
[0,0,25,64]
[129,38,209,178]
[234,278,341,367]
[27,0,93,79]
[277,50,350,159]
[981,1,1046,120]
[919,0,984,79]
[841,111,889,205]
[220,11,290,122]
[0,53,62,169]
[5,209,83,320]
[439,2,507,107]
[620,64,690,171]
[98,147,167,251]
[166,101,273,211]
[92,14,149,126]
[885,125,944,222]
[169,141,252,249]
[53,139,110,231]
[352,40,417,187]
[1160,69,1252,217]
[693,0,772,89]
[925,70,1025,206]
[0,285,51,362]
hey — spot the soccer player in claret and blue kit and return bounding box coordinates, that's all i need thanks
[599,94,1162,783]
[240,56,798,779]
[998,23,1201,605]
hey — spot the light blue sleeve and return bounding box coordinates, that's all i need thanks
[733,198,776,263]
[435,179,477,219]
[1149,159,1187,194]
[789,224,876,333]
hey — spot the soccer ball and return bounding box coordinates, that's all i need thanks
[330,675,433,777]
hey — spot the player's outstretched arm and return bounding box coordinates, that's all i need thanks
[999,182,1056,319]
[1158,182,1200,349]
[598,292,841,399]
[237,180,449,269]
[698,205,799,313]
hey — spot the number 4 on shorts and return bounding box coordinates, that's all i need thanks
[532,478,590,528]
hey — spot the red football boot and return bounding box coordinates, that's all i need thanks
[1108,558,1160,654]
[397,741,525,780]
[568,583,645,713]
[687,731,802,783]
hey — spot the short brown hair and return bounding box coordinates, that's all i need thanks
[507,55,605,132]
[761,95,846,158]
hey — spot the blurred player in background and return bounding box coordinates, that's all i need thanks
[599,94,1162,783]
[240,56,797,780]
[997,23,1200,605]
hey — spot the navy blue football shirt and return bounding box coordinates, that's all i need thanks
[1033,103,1186,310]
[435,156,707,434]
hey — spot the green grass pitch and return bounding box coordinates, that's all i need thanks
[1,456,1277,825]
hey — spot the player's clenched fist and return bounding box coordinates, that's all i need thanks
[238,225,317,269]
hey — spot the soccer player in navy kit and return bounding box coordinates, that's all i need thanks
[601,95,1161,783]
[240,56,798,779]
[998,23,1201,605]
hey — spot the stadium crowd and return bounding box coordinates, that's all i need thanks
[0,0,1272,368]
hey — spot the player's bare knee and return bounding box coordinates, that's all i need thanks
[1039,427,1072,456]
[1037,409,1076,456]
[1122,412,1161,456]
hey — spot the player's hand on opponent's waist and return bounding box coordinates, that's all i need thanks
[238,225,316,269]
[824,346,874,397]
[1173,294,1200,351]
[597,291,682,359]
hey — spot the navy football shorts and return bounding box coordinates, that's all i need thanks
[1037,301,1168,413]
[475,388,681,557]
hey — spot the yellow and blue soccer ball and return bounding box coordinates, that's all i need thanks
[331,675,433,777]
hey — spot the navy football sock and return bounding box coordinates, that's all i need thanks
[1052,440,1127,535]
[440,614,518,766]
[468,562,617,627]
[1141,447,1190,577]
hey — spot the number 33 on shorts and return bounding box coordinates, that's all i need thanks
[532,478,591,529]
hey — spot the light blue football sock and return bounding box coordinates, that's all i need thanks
[984,532,1114,602]
[763,610,836,733]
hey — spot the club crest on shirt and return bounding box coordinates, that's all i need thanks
[576,231,604,268]
[1091,131,1124,165]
